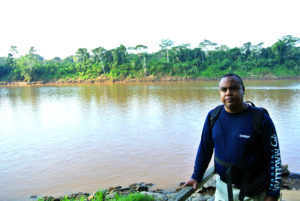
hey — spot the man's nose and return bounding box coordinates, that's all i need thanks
[225,88,232,95]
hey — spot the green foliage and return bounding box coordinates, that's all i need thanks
[109,193,154,201]
[1,35,300,82]
[37,191,154,201]
[91,190,104,201]
[160,39,174,63]
[272,66,298,77]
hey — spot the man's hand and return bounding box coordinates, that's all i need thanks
[264,196,278,201]
[183,178,199,190]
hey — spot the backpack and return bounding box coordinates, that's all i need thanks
[209,101,269,201]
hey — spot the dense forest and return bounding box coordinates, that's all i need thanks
[0,35,299,82]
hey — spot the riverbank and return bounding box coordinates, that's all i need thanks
[32,165,300,201]
[31,179,214,201]
[32,178,300,201]
[1,75,300,87]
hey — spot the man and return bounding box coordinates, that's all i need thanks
[184,74,281,201]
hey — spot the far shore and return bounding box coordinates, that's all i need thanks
[1,75,300,87]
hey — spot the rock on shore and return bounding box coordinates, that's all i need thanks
[34,181,215,201]
[33,165,300,201]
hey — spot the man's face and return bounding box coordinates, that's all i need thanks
[219,76,245,112]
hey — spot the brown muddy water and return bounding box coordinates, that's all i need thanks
[0,80,300,201]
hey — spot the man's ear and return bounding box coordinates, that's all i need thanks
[242,86,245,94]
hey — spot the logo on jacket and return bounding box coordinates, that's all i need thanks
[239,134,250,139]
[271,134,278,147]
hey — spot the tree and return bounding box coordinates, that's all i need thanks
[7,45,19,69]
[241,42,252,59]
[29,46,37,55]
[272,40,287,64]
[112,45,127,66]
[171,44,191,63]
[199,40,217,61]
[16,47,41,81]
[10,45,18,57]
[53,57,62,62]
[216,45,230,51]
[92,46,107,75]
[63,56,75,64]
[271,35,300,65]
[282,35,300,47]
[159,39,174,62]
[76,48,90,63]
[252,42,264,61]
[128,45,148,74]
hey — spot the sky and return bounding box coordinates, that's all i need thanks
[1,0,299,59]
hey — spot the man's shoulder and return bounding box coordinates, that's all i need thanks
[249,105,269,114]
[208,105,224,119]
[207,105,224,129]
[249,106,271,121]
[248,105,274,130]
[209,105,224,114]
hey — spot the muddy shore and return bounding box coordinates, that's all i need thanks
[1,75,300,87]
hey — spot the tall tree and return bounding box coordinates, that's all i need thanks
[241,42,252,59]
[272,35,300,64]
[92,46,107,74]
[216,45,230,51]
[112,45,127,66]
[171,44,191,63]
[129,45,148,74]
[76,48,90,63]
[199,40,217,61]
[29,46,37,55]
[159,39,174,62]
[252,42,264,61]
[7,45,18,69]
[16,47,41,81]
[10,45,18,57]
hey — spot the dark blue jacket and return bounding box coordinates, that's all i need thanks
[191,105,281,197]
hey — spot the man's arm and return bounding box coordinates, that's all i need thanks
[263,114,282,200]
[184,112,214,188]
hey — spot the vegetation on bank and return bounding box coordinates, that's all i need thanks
[0,35,300,83]
[37,191,154,201]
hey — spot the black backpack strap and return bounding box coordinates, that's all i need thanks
[238,170,250,201]
[215,155,235,167]
[210,105,223,129]
[226,166,234,201]
[215,156,235,201]
[251,106,269,133]
[246,101,255,107]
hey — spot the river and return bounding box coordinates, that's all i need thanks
[0,80,299,201]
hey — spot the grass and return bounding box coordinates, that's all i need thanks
[37,190,154,201]
[108,193,154,201]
